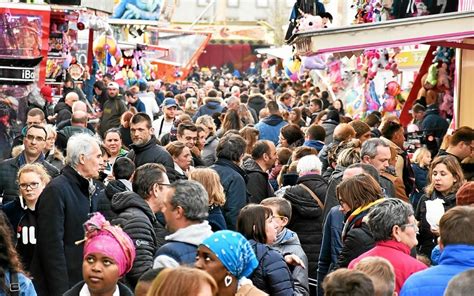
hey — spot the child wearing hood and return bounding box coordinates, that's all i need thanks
[64,212,136,296]
[261,197,309,296]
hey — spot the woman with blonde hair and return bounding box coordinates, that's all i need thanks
[147,267,217,296]
[3,163,51,271]
[415,155,465,258]
[196,115,219,166]
[410,147,432,206]
[189,168,227,231]
[43,124,64,170]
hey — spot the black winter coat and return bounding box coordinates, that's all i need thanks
[32,166,96,296]
[96,179,129,221]
[64,281,133,296]
[283,174,327,279]
[249,240,294,296]
[336,222,374,268]
[421,105,449,140]
[242,158,274,204]
[0,153,60,204]
[415,191,456,257]
[127,136,174,171]
[111,191,167,288]
[322,165,345,220]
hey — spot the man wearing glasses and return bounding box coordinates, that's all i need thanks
[0,125,59,204]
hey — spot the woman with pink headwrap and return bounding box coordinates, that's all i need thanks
[64,213,136,296]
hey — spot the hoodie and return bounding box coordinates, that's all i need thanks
[248,94,267,118]
[303,139,325,153]
[255,115,288,145]
[193,98,224,121]
[273,228,309,296]
[153,221,213,268]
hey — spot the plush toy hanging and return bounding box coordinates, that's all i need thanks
[93,33,122,65]
[284,56,302,81]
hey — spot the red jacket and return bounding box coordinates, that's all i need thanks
[348,240,427,293]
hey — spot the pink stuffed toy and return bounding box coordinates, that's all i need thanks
[295,14,323,33]
[437,62,451,91]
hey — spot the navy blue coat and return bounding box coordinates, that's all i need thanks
[211,158,248,230]
[249,240,294,296]
[421,105,449,140]
[154,241,197,266]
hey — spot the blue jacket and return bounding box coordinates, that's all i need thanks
[1,270,37,295]
[193,99,223,121]
[255,115,287,146]
[317,206,344,296]
[400,244,474,296]
[249,240,294,296]
[211,158,248,230]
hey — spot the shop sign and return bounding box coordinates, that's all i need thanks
[395,50,428,68]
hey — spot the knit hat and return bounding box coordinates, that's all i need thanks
[456,181,474,206]
[349,120,371,139]
[81,213,136,277]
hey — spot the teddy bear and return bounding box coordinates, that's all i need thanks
[436,62,451,91]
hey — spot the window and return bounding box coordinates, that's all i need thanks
[227,0,239,8]
[197,0,210,7]
[256,0,269,8]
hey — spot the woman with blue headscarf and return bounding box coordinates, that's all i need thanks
[195,230,267,296]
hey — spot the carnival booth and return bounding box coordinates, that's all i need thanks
[288,5,474,129]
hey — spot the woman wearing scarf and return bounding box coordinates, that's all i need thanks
[195,230,267,296]
[64,212,136,296]
[336,173,386,268]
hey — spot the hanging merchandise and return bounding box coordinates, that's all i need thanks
[283,56,301,81]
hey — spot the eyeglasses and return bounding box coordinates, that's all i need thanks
[273,215,287,220]
[26,135,45,142]
[156,183,172,187]
[401,222,419,233]
[19,182,40,190]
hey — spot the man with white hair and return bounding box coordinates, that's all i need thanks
[281,154,327,282]
[54,91,79,123]
[33,133,103,296]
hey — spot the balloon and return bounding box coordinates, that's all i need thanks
[93,33,121,63]
[386,81,401,96]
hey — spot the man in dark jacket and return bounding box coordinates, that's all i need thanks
[438,126,474,180]
[111,163,170,288]
[421,103,449,141]
[211,134,248,230]
[98,82,127,138]
[33,133,102,296]
[242,140,276,203]
[248,91,267,120]
[255,101,288,145]
[0,125,59,204]
[192,89,223,122]
[53,91,79,124]
[153,180,213,268]
[321,110,340,144]
[55,111,95,153]
[282,154,327,281]
[96,157,135,221]
[127,113,174,172]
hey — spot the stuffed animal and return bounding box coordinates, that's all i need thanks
[425,63,438,88]
[295,14,324,33]
[437,62,451,91]
[415,1,429,16]
[439,90,453,118]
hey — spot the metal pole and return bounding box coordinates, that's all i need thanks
[189,0,216,29]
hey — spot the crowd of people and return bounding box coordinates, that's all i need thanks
[0,67,473,296]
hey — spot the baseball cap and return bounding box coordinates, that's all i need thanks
[162,98,177,109]
[107,82,119,89]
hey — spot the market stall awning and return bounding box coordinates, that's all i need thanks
[255,46,293,59]
[290,11,474,55]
